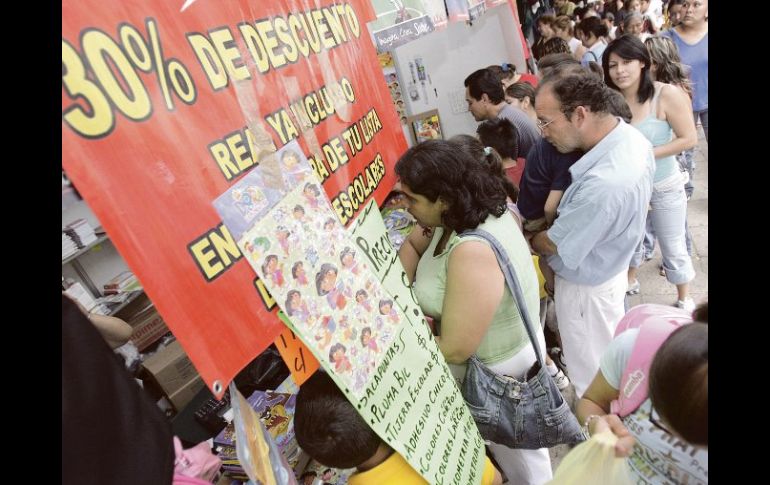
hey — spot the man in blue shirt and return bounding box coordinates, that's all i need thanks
[530,74,654,396]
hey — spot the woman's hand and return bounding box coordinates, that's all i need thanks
[589,414,636,457]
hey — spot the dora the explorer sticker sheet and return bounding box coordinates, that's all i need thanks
[214,140,486,485]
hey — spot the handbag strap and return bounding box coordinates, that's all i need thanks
[460,228,546,368]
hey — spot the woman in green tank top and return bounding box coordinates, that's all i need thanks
[395,137,554,485]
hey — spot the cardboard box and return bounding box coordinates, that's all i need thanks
[129,307,170,351]
[142,340,200,397]
[168,375,206,411]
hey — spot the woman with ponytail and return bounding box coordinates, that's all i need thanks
[396,138,554,485]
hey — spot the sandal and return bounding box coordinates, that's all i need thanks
[659,265,666,277]
[626,280,640,295]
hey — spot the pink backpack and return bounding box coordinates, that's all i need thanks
[609,304,692,417]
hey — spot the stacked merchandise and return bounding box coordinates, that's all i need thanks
[62,279,110,315]
[63,218,98,248]
[62,232,78,260]
[214,389,301,482]
[103,271,141,295]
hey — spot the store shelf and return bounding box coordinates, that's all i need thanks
[62,234,109,265]
[101,290,145,316]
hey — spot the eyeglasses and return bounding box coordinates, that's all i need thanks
[536,118,556,131]
[649,403,673,435]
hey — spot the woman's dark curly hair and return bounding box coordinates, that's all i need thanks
[395,139,511,233]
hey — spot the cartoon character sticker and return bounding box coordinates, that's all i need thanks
[232,186,268,220]
[291,261,309,286]
[302,182,321,210]
[281,149,306,186]
[329,342,352,373]
[261,255,285,288]
[285,290,311,322]
[355,289,373,312]
[315,263,352,310]
[276,226,292,256]
[360,326,379,353]
[378,299,400,324]
[340,247,360,275]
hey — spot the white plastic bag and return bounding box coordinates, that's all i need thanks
[548,431,634,485]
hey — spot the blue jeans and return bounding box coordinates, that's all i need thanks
[680,109,707,199]
[694,109,708,142]
[677,148,695,199]
[630,178,695,285]
[642,214,655,258]
[644,211,693,257]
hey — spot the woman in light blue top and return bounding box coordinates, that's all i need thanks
[603,34,698,311]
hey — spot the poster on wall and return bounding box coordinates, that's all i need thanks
[213,142,488,485]
[62,0,409,398]
[368,0,448,52]
[407,110,443,143]
[379,53,408,124]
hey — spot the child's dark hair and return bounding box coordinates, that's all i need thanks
[476,118,520,161]
[295,371,380,468]
[692,302,708,323]
[448,134,519,202]
[505,82,536,106]
[541,37,572,57]
[649,322,708,446]
[486,63,517,85]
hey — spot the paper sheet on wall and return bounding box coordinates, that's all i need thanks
[214,140,486,484]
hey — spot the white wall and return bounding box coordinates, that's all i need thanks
[392,4,526,141]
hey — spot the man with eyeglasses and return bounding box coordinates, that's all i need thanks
[529,73,654,398]
[464,68,541,159]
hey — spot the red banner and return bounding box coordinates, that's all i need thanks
[62,0,407,398]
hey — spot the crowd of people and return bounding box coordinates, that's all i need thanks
[360,0,706,482]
